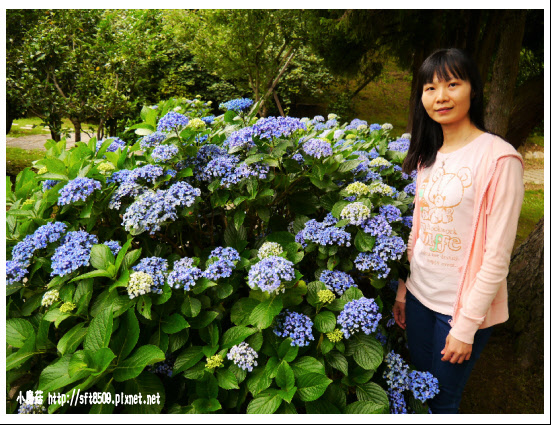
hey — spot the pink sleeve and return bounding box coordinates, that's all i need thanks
[450,157,524,344]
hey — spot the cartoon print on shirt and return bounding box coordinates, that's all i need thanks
[423,166,473,224]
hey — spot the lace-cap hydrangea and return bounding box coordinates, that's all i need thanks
[273,310,314,347]
[167,258,202,291]
[151,144,179,163]
[336,297,382,339]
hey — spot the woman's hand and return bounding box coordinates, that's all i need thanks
[441,334,472,364]
[392,300,406,330]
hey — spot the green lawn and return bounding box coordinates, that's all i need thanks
[8,117,95,138]
[6,147,45,178]
[514,189,544,250]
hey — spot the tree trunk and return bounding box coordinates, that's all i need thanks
[70,117,81,142]
[503,217,544,371]
[484,10,526,137]
[406,47,428,132]
[473,11,502,86]
[273,90,285,117]
[505,76,544,149]
[48,114,63,142]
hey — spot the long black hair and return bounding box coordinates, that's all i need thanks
[402,48,486,174]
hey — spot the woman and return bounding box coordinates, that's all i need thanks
[392,48,524,413]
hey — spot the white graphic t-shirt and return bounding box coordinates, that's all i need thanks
[406,134,490,315]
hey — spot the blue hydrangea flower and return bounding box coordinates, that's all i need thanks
[379,205,402,223]
[248,256,295,294]
[96,137,126,153]
[325,118,337,128]
[42,180,59,192]
[319,270,357,296]
[389,279,399,292]
[384,350,410,392]
[227,342,259,372]
[219,98,253,112]
[334,129,344,139]
[6,260,28,284]
[140,132,167,150]
[58,177,101,206]
[109,165,165,210]
[252,116,306,140]
[375,328,388,345]
[336,297,382,339]
[157,112,189,133]
[404,182,416,196]
[368,147,379,159]
[148,354,174,377]
[312,115,325,122]
[223,127,256,151]
[388,389,408,414]
[151,144,179,162]
[209,246,240,262]
[133,257,168,294]
[17,400,47,414]
[374,236,407,262]
[104,240,121,257]
[387,317,396,327]
[51,231,98,277]
[345,119,367,131]
[361,215,392,237]
[107,169,132,185]
[203,259,235,281]
[166,181,201,207]
[355,252,390,278]
[369,123,382,131]
[388,138,410,153]
[273,310,314,347]
[202,115,215,125]
[296,215,352,248]
[167,258,202,291]
[303,139,332,158]
[408,371,440,403]
[402,216,413,228]
[11,222,68,267]
[292,153,304,164]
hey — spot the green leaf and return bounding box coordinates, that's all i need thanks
[277,338,299,362]
[341,286,364,302]
[234,210,246,229]
[109,269,130,292]
[314,311,336,333]
[250,296,283,329]
[306,280,326,306]
[123,372,165,414]
[296,373,332,402]
[354,231,376,252]
[220,326,257,349]
[136,295,152,319]
[331,200,349,220]
[113,345,165,382]
[70,269,113,282]
[188,310,219,329]
[247,394,283,414]
[217,368,239,390]
[173,346,204,375]
[6,319,34,348]
[121,248,142,271]
[247,365,272,396]
[110,309,140,361]
[161,313,190,334]
[352,334,384,370]
[180,295,201,318]
[357,382,389,411]
[57,323,87,355]
[326,352,348,376]
[290,356,325,377]
[114,237,133,272]
[6,333,37,371]
[74,279,93,315]
[276,360,295,390]
[89,347,116,376]
[90,244,115,271]
[344,400,386,414]
[196,372,219,400]
[38,354,90,393]
[84,307,113,352]
[191,398,221,413]
[230,297,260,325]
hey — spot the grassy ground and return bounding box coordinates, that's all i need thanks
[6,147,46,180]
[8,117,95,138]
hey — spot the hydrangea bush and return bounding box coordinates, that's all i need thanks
[6,96,436,414]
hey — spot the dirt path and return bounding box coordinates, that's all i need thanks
[6,133,92,151]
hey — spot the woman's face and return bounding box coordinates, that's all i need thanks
[421,72,473,127]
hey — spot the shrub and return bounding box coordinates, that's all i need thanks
[6,96,436,414]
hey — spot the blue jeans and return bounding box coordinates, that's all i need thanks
[405,290,493,414]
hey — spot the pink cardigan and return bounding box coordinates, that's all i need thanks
[396,133,525,344]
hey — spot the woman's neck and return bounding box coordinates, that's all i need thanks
[440,119,483,153]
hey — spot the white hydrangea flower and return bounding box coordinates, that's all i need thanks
[187,118,206,130]
[328,113,338,120]
[42,289,60,307]
[382,123,393,130]
[369,157,392,168]
[98,162,116,174]
[341,202,371,225]
[345,181,370,196]
[357,124,368,131]
[367,181,396,197]
[401,133,411,140]
[127,271,154,299]
[257,242,284,260]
